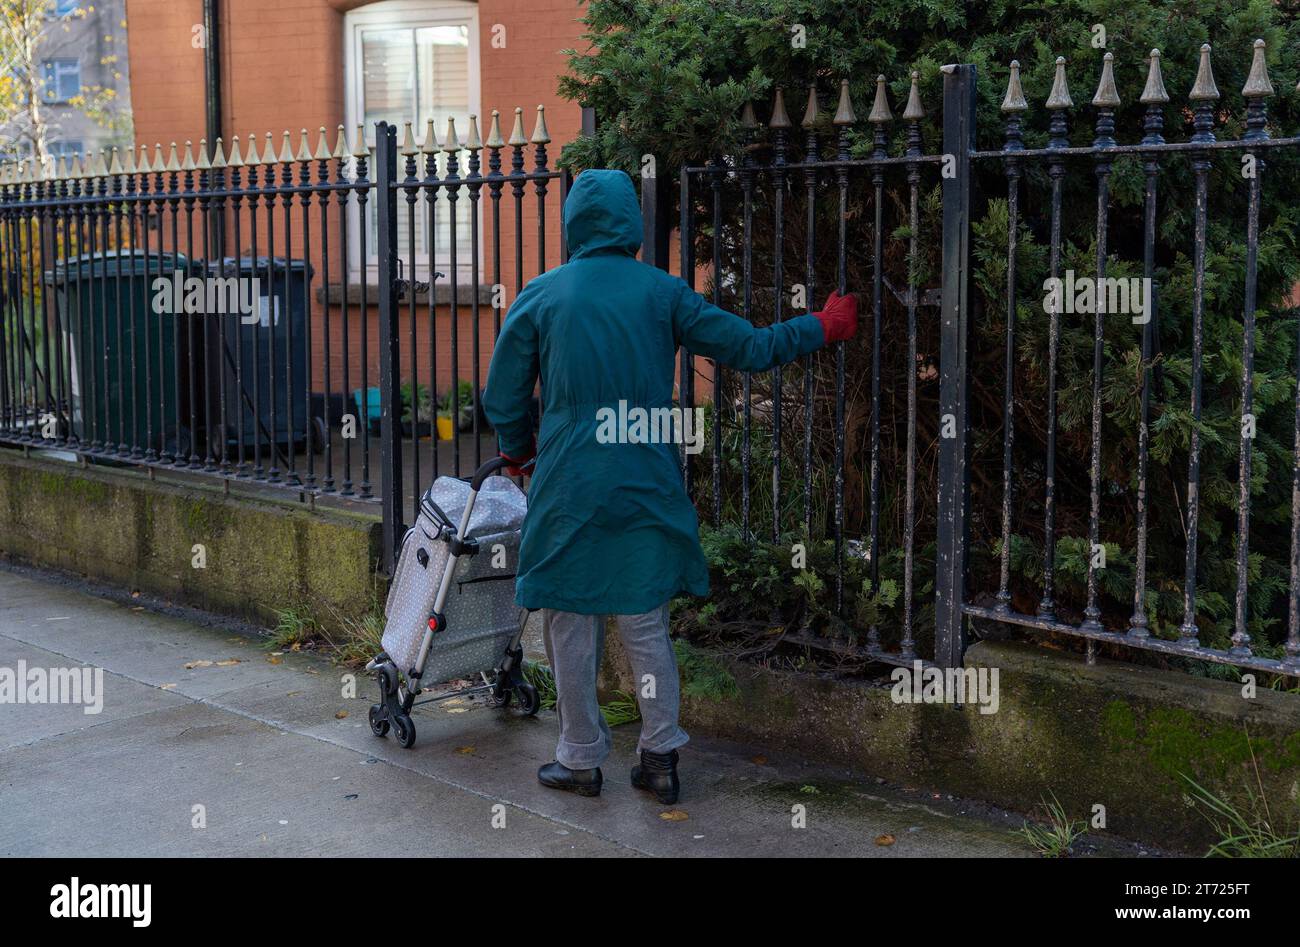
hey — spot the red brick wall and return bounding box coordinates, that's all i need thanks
[125,0,587,403]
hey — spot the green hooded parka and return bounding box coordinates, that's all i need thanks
[482,169,826,614]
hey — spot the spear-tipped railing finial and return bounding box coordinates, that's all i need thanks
[420,118,439,156]
[276,130,292,163]
[833,78,856,125]
[868,74,893,124]
[1092,51,1120,108]
[486,109,504,149]
[1093,52,1120,149]
[868,74,891,161]
[1002,61,1027,152]
[1243,39,1274,143]
[1046,57,1072,150]
[1190,42,1220,101]
[508,107,527,147]
[1243,37,1275,98]
[1190,44,1219,144]
[1140,50,1168,145]
[769,88,792,129]
[1046,55,1073,109]
[1001,60,1028,114]
[1140,48,1169,105]
[530,105,550,145]
[801,84,819,127]
[902,70,924,121]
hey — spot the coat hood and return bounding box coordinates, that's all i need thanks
[562,169,643,258]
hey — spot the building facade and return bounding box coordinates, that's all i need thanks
[2,0,133,166]
[123,0,588,392]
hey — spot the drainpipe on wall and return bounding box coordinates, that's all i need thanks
[203,0,225,258]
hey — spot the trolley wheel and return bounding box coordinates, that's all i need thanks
[486,686,512,709]
[377,665,396,697]
[393,713,417,749]
[310,416,327,454]
[368,704,390,737]
[515,682,540,717]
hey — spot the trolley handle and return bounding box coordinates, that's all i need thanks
[469,456,510,491]
[468,453,535,491]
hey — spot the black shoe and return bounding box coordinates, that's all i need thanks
[537,761,603,797]
[631,749,680,804]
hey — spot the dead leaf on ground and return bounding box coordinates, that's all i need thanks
[445,707,467,714]
[267,655,282,665]
[159,683,177,690]
[455,745,475,754]
[215,659,241,667]
[750,755,768,765]
[659,810,689,822]
[875,834,896,846]
[183,660,213,670]
[335,711,349,720]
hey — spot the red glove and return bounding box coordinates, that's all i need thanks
[814,291,859,343]
[501,438,536,477]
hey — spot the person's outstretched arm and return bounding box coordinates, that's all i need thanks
[482,284,541,472]
[671,281,858,372]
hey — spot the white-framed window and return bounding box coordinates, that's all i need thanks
[42,59,81,102]
[343,0,481,283]
[49,139,83,159]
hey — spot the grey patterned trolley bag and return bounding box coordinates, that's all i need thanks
[368,457,540,749]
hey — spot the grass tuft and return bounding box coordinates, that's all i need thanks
[1182,732,1300,858]
[1017,792,1086,857]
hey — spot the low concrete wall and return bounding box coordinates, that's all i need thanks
[601,635,1300,851]
[0,449,381,628]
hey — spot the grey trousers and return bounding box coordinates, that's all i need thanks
[541,603,689,770]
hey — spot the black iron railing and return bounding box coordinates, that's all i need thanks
[0,106,569,577]
[4,43,1300,684]
[681,44,1300,677]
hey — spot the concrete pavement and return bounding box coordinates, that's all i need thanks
[0,566,1041,857]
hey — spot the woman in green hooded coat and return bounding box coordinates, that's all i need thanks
[483,169,857,802]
